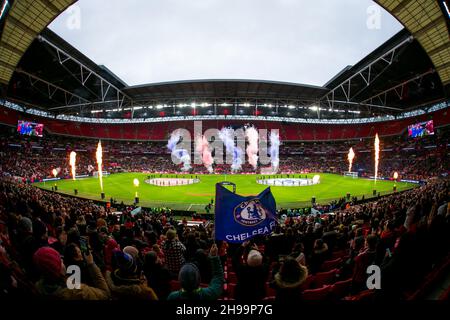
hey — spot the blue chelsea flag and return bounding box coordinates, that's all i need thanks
[214,183,278,243]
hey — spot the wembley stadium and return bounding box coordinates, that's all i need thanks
[0,0,449,308]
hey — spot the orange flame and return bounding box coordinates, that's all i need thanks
[96,141,103,192]
[348,147,355,173]
[374,134,380,182]
[69,151,76,180]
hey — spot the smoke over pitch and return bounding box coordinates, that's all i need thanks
[245,126,259,170]
[196,135,214,173]
[269,131,280,172]
[219,127,243,172]
[167,131,192,171]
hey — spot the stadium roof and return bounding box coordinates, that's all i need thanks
[375,0,450,86]
[0,0,76,85]
[323,29,445,112]
[0,1,448,121]
[124,79,327,102]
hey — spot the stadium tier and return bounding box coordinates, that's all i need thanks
[1,121,448,182]
[1,105,449,141]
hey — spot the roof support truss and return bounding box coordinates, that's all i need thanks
[361,69,436,107]
[37,35,132,108]
[321,36,414,110]
[16,69,90,107]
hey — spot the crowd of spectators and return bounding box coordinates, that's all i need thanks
[0,173,448,300]
[0,124,448,182]
[0,122,449,301]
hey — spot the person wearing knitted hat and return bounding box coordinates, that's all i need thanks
[33,246,110,300]
[18,217,33,234]
[104,238,120,272]
[167,243,224,300]
[123,245,142,273]
[247,250,263,267]
[232,241,269,301]
[270,256,308,302]
[16,216,37,275]
[105,251,158,300]
[123,245,139,260]
[162,228,186,277]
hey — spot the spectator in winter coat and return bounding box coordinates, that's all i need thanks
[105,251,158,300]
[167,243,224,300]
[271,256,308,302]
[352,235,378,293]
[233,242,269,301]
[33,247,110,300]
[162,229,186,276]
[143,251,171,300]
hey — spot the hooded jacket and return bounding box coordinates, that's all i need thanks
[35,263,110,300]
[105,270,158,300]
[271,264,308,302]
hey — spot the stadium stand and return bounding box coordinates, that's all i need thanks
[0,119,449,301]
[1,105,449,141]
[0,122,448,182]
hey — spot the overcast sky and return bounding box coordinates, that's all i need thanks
[49,0,403,87]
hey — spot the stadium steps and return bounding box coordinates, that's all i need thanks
[407,254,450,300]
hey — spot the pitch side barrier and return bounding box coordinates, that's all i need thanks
[33,186,199,216]
[347,186,419,208]
[366,176,425,185]
[33,183,417,221]
[41,172,111,182]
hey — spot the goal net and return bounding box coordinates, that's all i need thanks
[93,171,109,177]
[344,172,359,179]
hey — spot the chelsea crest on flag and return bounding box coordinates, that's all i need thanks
[214,183,278,243]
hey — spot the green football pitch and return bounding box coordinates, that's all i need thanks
[35,173,416,213]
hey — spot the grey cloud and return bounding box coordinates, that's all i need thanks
[49,0,403,86]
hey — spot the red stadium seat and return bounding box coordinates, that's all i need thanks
[1,103,447,142]
[439,286,450,301]
[331,250,348,260]
[265,282,276,298]
[343,289,375,301]
[263,296,276,301]
[227,283,237,299]
[320,258,343,272]
[227,271,237,284]
[169,280,181,291]
[313,269,338,288]
[299,275,315,291]
[330,278,353,300]
[8,105,441,143]
[301,285,331,300]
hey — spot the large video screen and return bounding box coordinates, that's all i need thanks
[17,120,44,137]
[408,120,434,138]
